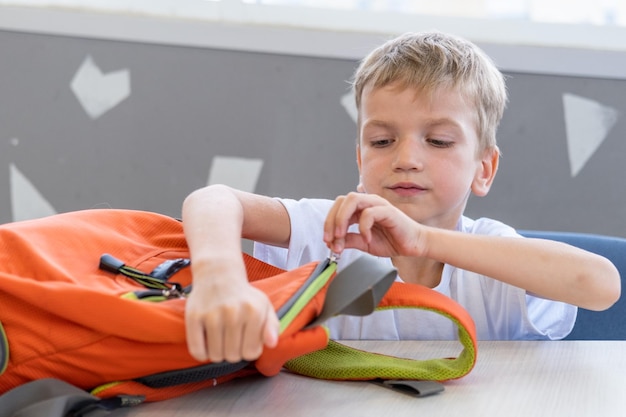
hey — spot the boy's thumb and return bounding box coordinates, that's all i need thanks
[263,308,280,348]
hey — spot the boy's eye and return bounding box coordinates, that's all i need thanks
[371,138,393,147]
[428,138,453,148]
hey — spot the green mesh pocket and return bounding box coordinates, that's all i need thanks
[285,309,476,382]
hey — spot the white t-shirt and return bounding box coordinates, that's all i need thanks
[254,198,577,340]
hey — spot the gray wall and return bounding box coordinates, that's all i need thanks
[469,72,626,235]
[1,28,625,237]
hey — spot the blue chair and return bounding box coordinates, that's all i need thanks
[519,230,626,340]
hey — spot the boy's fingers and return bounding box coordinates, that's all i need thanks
[205,315,226,363]
[184,289,279,365]
[240,321,263,361]
[240,304,279,361]
[323,197,343,244]
[222,313,244,363]
[185,316,208,362]
[238,303,265,361]
[334,194,359,235]
[325,194,365,251]
[343,233,368,252]
[357,205,385,243]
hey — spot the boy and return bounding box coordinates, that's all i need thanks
[182,31,620,364]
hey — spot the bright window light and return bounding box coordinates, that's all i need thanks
[242,0,626,26]
[2,0,626,54]
[1,0,625,27]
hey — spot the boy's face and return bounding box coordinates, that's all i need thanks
[356,82,498,230]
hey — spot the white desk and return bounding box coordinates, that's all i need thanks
[117,341,626,417]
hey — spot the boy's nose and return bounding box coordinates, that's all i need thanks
[392,139,424,171]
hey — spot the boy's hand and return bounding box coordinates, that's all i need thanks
[323,192,425,257]
[185,268,279,363]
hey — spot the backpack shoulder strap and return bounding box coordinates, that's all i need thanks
[284,280,478,384]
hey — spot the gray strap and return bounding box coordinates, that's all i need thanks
[307,254,397,328]
[379,380,445,397]
[0,378,115,417]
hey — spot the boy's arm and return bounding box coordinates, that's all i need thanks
[427,229,620,311]
[181,184,291,363]
[325,192,621,311]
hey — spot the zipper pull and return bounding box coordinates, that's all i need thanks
[329,250,341,264]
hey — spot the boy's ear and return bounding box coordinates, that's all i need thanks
[471,146,499,197]
[356,143,365,191]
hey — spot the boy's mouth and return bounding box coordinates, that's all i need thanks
[389,182,426,190]
[387,182,427,196]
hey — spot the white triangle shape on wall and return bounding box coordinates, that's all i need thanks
[70,55,131,120]
[207,156,264,193]
[563,93,619,177]
[10,163,58,222]
[340,92,358,124]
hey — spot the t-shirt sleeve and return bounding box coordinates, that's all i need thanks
[253,198,334,270]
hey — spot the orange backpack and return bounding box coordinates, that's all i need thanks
[0,209,477,416]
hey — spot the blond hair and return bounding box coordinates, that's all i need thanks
[352,31,507,151]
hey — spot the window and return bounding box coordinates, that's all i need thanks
[241,0,625,26]
[1,0,625,55]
